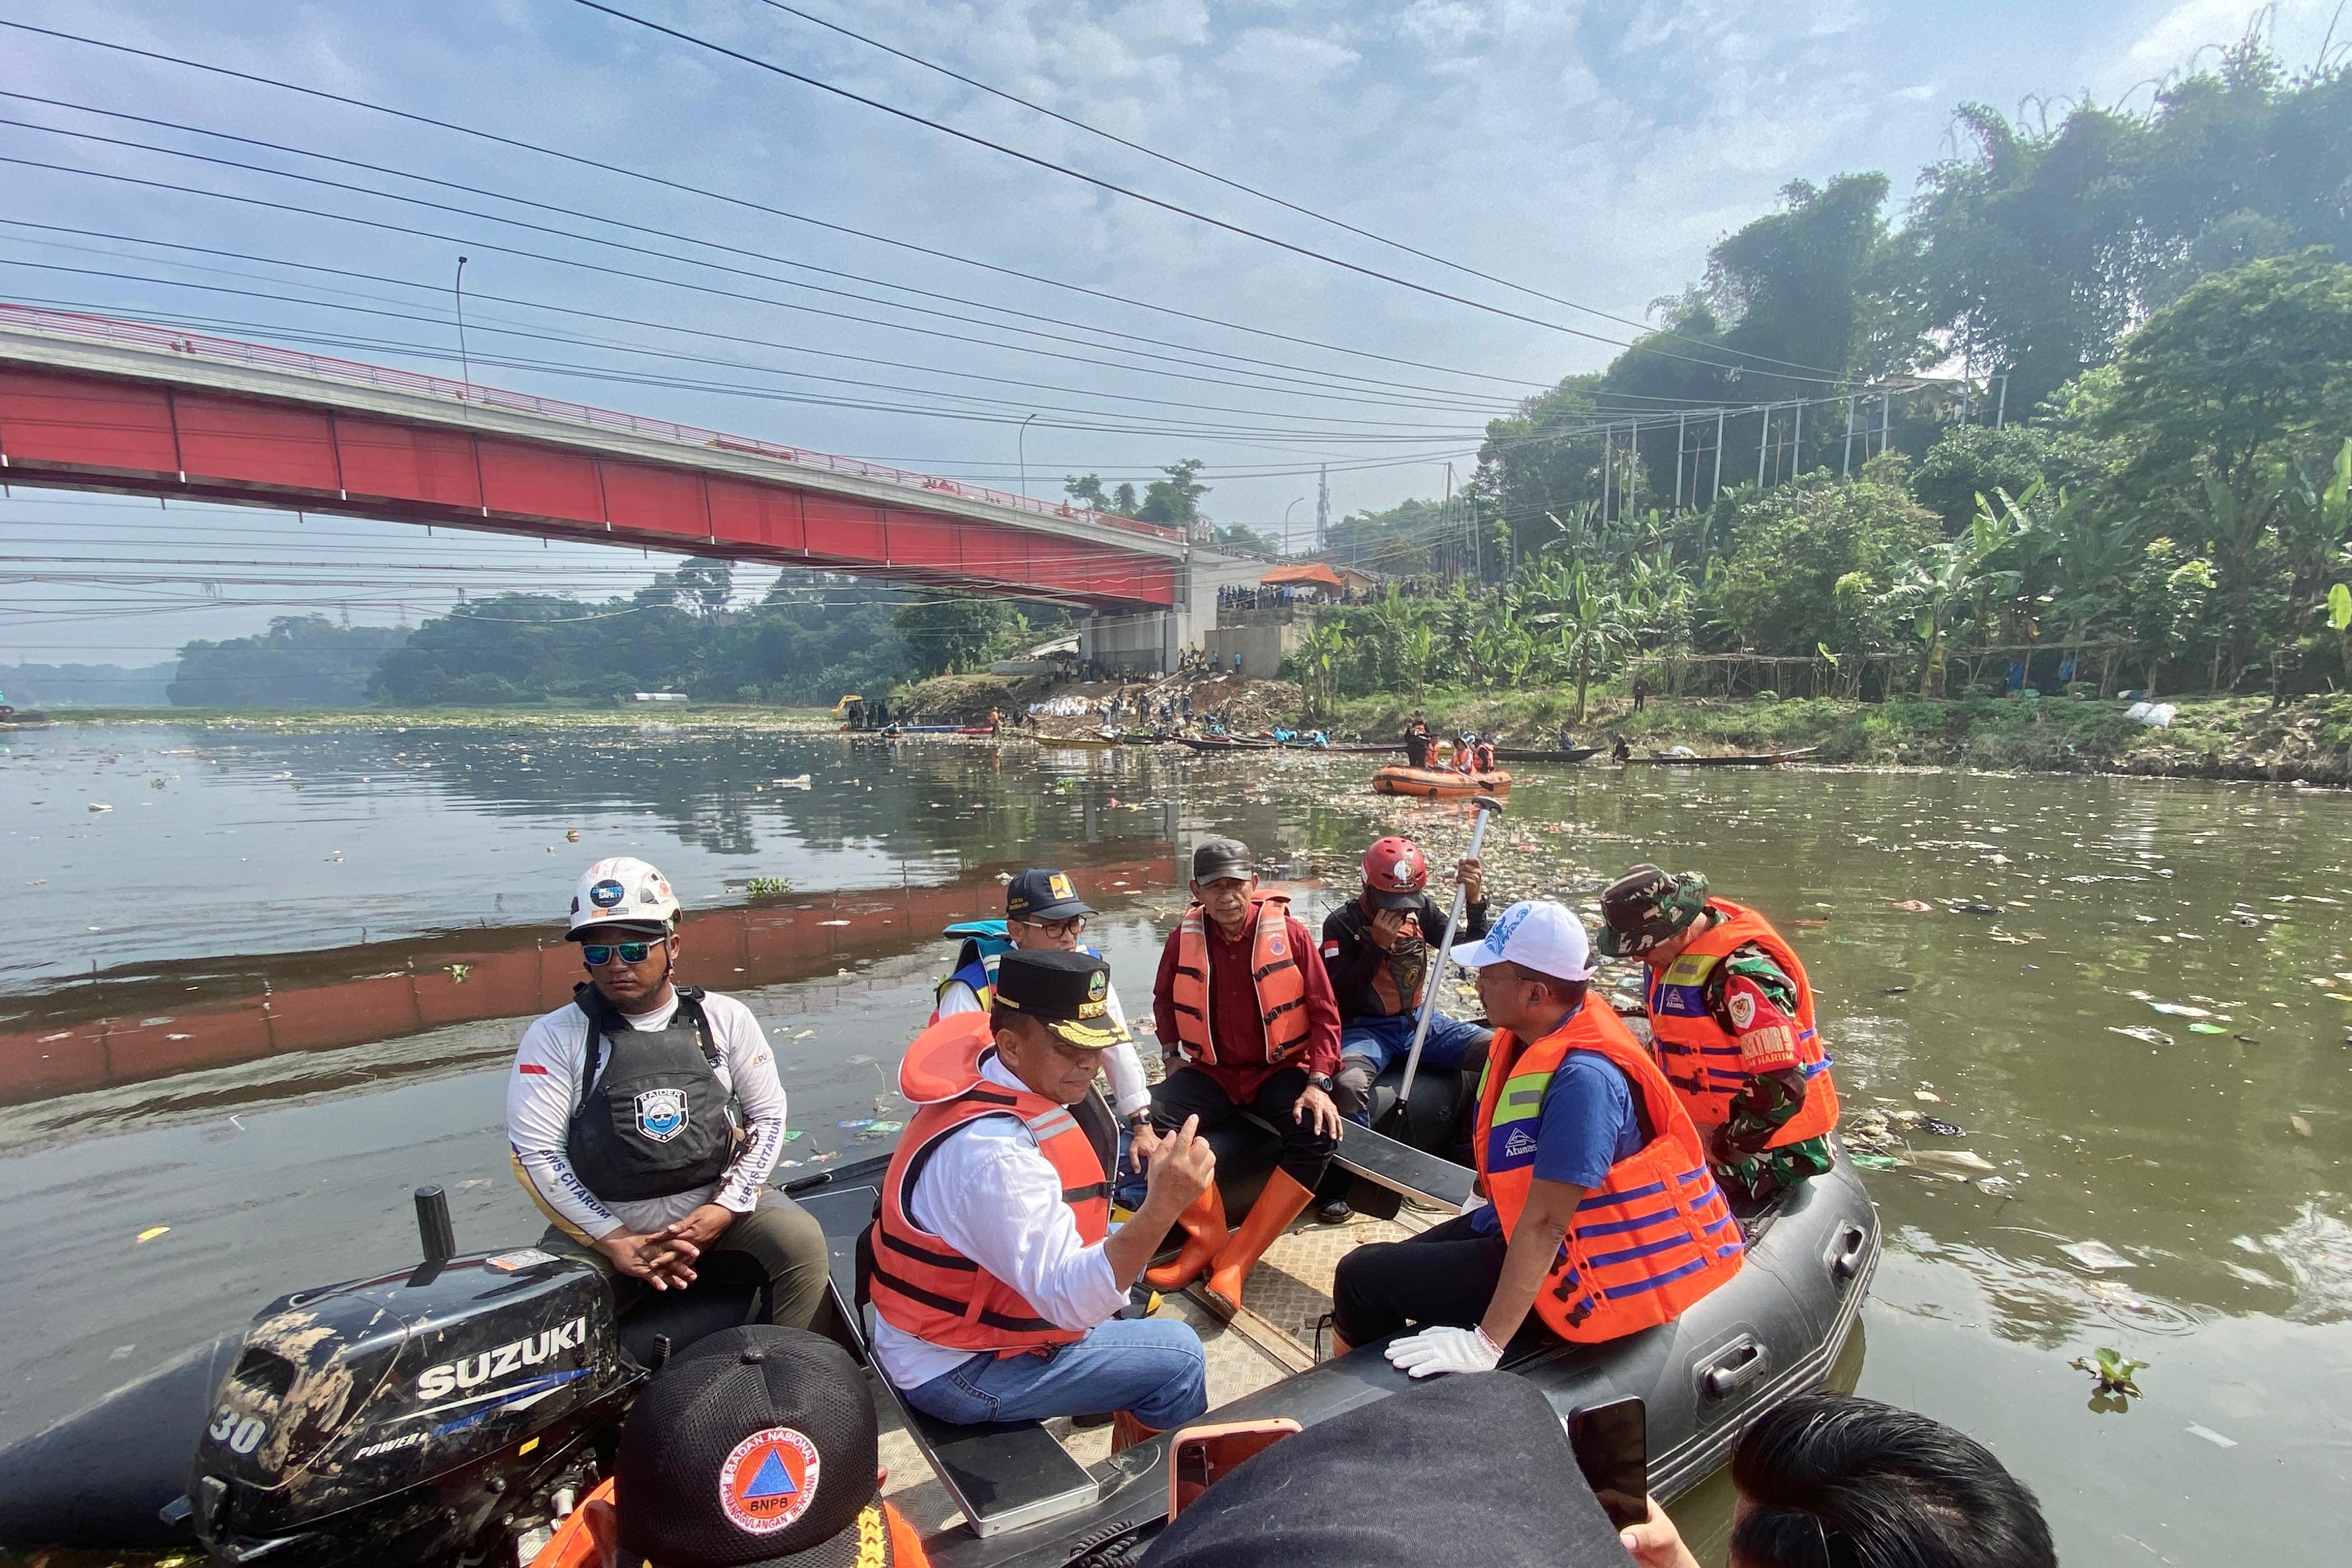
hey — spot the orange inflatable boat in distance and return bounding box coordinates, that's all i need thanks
[1369,765,1513,799]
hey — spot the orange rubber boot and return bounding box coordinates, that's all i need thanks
[1202,1169,1314,1318]
[1109,1410,1162,1456]
[1144,1185,1228,1291]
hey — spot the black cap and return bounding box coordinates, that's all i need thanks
[1005,867,1095,923]
[993,948,1128,1050]
[1138,1373,1625,1568]
[616,1326,896,1568]
[1191,838,1253,883]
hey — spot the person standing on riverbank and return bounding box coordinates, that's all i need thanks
[932,867,1157,1166]
[507,857,832,1332]
[1598,866,1839,1200]
[1146,838,1344,1315]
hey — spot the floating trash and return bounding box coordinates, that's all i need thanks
[2061,1240,2135,1271]
[134,1226,170,1243]
[837,1118,871,1129]
[2184,1423,2237,1448]
[2108,1025,2173,1047]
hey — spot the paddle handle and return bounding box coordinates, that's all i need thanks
[1395,799,1499,1108]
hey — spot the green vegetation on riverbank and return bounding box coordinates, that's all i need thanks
[1330,688,2352,781]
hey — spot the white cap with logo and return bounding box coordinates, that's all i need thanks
[1449,899,1593,981]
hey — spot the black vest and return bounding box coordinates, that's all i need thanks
[564,985,735,1204]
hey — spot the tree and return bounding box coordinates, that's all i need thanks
[1712,473,1939,655]
[1890,503,2020,695]
[1214,523,1279,555]
[673,557,736,617]
[1135,459,1210,526]
[2100,253,2352,518]
[172,616,408,707]
[1910,427,2053,530]
[892,593,1026,677]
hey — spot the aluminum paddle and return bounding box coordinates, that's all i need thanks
[1393,791,1505,1110]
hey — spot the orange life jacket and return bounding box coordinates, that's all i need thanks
[526,1477,931,1568]
[1167,895,1311,1067]
[1472,742,1496,771]
[1473,1003,1744,1342]
[865,1014,1113,1356]
[1643,901,1839,1146]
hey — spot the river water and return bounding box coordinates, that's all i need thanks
[3,720,2347,1561]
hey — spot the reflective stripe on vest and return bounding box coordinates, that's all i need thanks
[1643,901,1839,1147]
[1168,895,1310,1067]
[867,1013,1112,1355]
[1473,1003,1743,1344]
[930,932,1010,1024]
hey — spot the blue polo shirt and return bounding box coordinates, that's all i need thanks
[1467,1019,1646,1238]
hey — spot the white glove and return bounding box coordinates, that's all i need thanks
[1459,1190,1490,1216]
[1384,1324,1502,1379]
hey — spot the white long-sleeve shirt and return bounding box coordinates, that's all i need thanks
[865,1055,1126,1389]
[507,989,787,1243]
[936,972,1152,1120]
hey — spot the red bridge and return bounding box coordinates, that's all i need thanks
[0,304,1186,609]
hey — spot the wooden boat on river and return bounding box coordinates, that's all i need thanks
[1489,744,1599,763]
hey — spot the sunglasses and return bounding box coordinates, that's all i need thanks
[581,938,665,967]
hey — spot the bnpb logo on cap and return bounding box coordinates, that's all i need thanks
[718,1426,820,1535]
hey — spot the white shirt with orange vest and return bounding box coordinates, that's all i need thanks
[863,1054,1128,1390]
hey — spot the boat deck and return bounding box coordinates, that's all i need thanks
[874,1204,1442,1536]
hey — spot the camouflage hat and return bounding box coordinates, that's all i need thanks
[1594,865,1711,957]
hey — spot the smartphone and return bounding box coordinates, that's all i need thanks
[1565,1396,1648,1530]
[1165,1418,1302,1517]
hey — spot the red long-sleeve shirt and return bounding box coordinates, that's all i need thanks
[1152,910,1342,1103]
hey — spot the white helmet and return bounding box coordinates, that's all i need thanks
[567,856,681,937]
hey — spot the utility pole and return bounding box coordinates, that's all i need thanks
[1626,420,1638,516]
[1017,412,1038,499]
[1601,425,1612,525]
[1994,375,2008,428]
[1880,391,1892,458]
[1791,400,1802,478]
[1315,464,1330,552]
[1675,412,1687,510]
[1711,408,1725,508]
[1757,405,1771,489]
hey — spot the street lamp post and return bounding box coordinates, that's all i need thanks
[453,256,472,395]
[1017,413,1040,499]
[1283,496,1306,556]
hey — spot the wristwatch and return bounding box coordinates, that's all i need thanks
[1309,1073,1336,1093]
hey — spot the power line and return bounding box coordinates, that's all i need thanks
[0,95,1533,413]
[574,0,1859,385]
[0,17,1547,397]
[753,0,1855,383]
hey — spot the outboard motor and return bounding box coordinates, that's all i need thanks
[179,1189,638,1568]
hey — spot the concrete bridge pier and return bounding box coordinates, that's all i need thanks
[1076,549,1267,674]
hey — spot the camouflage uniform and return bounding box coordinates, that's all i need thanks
[1596,866,1832,1201]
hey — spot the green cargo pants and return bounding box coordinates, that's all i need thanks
[540,1189,836,1338]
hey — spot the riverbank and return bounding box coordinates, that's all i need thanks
[24,688,2352,786]
[1327,688,2352,785]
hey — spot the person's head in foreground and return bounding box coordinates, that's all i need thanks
[1716,1393,2055,1568]
[617,1324,922,1567]
[1138,1372,1624,1568]
[1451,899,1592,1036]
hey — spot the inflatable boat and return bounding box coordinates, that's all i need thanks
[0,1064,1877,1568]
[1371,764,1514,799]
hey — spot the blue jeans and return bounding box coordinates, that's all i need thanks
[902,1318,1208,1430]
[1335,1011,1491,1126]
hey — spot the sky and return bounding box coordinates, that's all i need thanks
[1,0,2345,663]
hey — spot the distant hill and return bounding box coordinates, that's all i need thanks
[0,660,179,708]
[171,617,408,707]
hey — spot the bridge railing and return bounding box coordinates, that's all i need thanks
[0,303,1184,547]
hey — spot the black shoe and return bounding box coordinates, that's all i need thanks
[1314,1195,1352,1224]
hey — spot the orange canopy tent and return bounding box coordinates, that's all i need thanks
[1260,562,1346,592]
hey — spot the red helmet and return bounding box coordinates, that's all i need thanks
[1362,837,1428,908]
